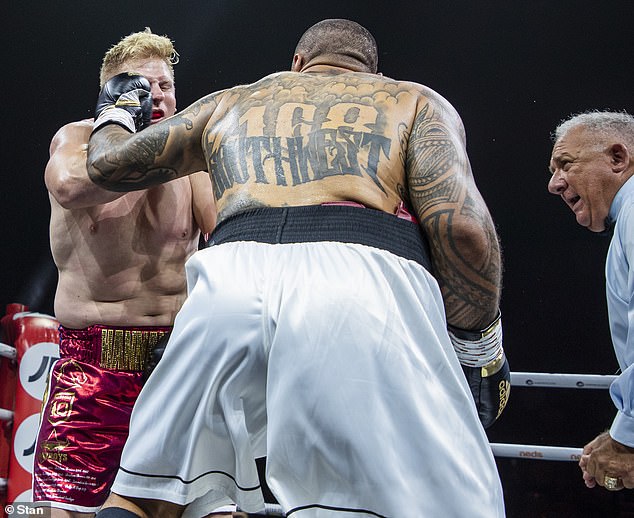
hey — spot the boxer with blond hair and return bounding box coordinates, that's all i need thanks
[33,29,216,517]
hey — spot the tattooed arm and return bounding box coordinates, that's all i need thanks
[406,93,501,330]
[87,94,218,192]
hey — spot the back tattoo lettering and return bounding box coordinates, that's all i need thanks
[207,101,392,200]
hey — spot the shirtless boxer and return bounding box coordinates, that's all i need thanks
[33,29,216,517]
[87,19,506,517]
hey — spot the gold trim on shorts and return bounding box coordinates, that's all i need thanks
[100,329,167,371]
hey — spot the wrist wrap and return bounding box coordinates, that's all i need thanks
[448,312,510,428]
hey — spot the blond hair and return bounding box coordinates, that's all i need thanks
[99,28,179,86]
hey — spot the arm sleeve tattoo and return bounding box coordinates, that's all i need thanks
[87,97,212,191]
[407,101,501,329]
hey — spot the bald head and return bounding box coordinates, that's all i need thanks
[293,19,378,73]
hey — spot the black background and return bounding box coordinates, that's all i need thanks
[3,1,634,515]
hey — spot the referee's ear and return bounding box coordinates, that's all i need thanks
[609,143,630,175]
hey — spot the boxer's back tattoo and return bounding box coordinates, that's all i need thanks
[204,74,397,201]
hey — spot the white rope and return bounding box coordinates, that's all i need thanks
[490,442,582,462]
[263,503,285,515]
[0,342,16,360]
[237,503,284,516]
[0,408,13,421]
[510,372,616,389]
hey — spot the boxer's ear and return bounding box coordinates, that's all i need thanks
[291,54,305,72]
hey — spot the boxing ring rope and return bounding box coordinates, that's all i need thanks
[0,342,16,361]
[0,342,16,423]
[490,443,582,461]
[485,370,617,464]
[0,340,14,507]
[510,371,617,389]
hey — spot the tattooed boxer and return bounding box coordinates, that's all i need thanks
[88,19,505,518]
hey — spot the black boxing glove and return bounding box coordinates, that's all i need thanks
[142,331,171,384]
[448,312,511,429]
[93,72,152,133]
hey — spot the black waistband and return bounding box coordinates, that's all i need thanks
[207,205,432,271]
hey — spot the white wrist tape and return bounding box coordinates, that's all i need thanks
[93,106,136,134]
[448,316,503,368]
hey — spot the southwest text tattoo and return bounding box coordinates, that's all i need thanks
[207,101,392,201]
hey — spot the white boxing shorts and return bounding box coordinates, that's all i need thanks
[112,206,505,517]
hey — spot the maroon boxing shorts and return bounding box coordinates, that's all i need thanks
[32,324,170,512]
